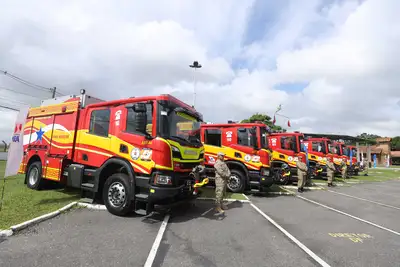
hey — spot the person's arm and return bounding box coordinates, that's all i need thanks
[214,162,224,177]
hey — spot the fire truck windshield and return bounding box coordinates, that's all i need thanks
[281,136,297,152]
[158,103,202,146]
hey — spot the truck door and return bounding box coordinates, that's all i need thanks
[75,107,112,167]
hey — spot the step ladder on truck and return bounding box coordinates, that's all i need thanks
[18,90,208,216]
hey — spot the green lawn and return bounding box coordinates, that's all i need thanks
[312,168,400,184]
[0,161,80,230]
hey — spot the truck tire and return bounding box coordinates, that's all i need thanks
[103,173,134,216]
[227,169,245,193]
[26,161,46,190]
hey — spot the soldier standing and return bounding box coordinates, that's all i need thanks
[296,155,308,193]
[341,158,348,179]
[326,157,336,187]
[214,152,230,215]
[363,158,369,176]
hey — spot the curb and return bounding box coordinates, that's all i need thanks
[0,201,82,238]
[281,185,323,190]
[77,203,107,210]
[267,191,293,195]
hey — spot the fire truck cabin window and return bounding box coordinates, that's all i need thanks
[89,109,110,137]
[237,128,255,147]
[205,129,221,147]
[126,103,153,135]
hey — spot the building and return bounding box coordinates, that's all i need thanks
[358,137,395,166]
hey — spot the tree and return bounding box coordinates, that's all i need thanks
[391,136,400,151]
[241,113,286,132]
[356,133,381,140]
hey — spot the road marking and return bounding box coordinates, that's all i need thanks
[144,214,170,267]
[250,203,331,267]
[201,208,213,216]
[328,233,373,243]
[327,190,400,210]
[295,194,400,237]
[242,193,250,200]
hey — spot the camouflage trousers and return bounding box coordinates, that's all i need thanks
[341,168,347,179]
[215,177,227,205]
[327,172,334,183]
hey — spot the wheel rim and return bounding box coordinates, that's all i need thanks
[28,167,39,186]
[108,182,126,208]
[228,174,241,190]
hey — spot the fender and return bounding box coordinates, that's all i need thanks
[224,160,249,178]
[95,157,136,198]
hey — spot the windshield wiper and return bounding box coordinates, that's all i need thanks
[170,135,191,144]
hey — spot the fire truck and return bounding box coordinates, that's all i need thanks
[303,137,331,178]
[200,122,273,193]
[332,142,359,176]
[18,90,206,216]
[267,132,307,184]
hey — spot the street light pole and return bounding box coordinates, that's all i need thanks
[189,61,202,108]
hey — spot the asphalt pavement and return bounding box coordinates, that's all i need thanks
[154,200,317,267]
[249,193,400,267]
[2,178,400,267]
[0,208,164,267]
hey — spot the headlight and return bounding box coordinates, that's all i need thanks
[154,174,172,185]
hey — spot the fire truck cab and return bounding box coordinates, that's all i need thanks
[19,90,205,216]
[267,132,307,184]
[200,123,273,193]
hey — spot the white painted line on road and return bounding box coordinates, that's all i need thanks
[250,203,331,267]
[242,193,250,200]
[201,208,214,216]
[295,194,400,237]
[144,214,170,267]
[327,190,400,211]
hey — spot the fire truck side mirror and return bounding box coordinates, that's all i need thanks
[250,127,259,150]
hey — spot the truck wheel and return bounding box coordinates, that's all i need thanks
[26,161,46,190]
[103,173,134,216]
[227,169,245,193]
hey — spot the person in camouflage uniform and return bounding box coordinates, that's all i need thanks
[296,155,308,193]
[214,152,231,215]
[341,158,348,179]
[326,157,336,187]
[363,158,369,176]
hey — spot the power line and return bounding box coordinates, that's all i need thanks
[0,104,19,111]
[0,95,30,105]
[1,69,65,96]
[0,86,41,99]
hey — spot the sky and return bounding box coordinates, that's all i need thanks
[0,0,400,142]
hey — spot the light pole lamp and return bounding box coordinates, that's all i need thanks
[189,61,202,108]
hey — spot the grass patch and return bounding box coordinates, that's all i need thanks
[198,187,247,200]
[0,161,80,230]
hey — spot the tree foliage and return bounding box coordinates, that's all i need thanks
[241,113,286,132]
[391,136,400,151]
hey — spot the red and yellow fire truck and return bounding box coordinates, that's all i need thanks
[332,142,359,176]
[267,132,307,184]
[18,90,206,216]
[200,122,273,193]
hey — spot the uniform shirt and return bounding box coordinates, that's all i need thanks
[326,161,336,173]
[214,159,231,179]
[296,161,308,175]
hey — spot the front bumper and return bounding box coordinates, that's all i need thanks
[147,170,197,204]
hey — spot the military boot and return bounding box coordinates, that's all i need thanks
[215,204,225,215]
[221,203,229,210]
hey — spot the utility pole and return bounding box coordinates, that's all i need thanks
[51,87,56,98]
[189,61,202,108]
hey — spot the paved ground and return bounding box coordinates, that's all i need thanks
[155,201,316,267]
[0,208,164,267]
[2,178,400,267]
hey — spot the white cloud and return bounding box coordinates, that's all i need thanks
[0,0,399,143]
